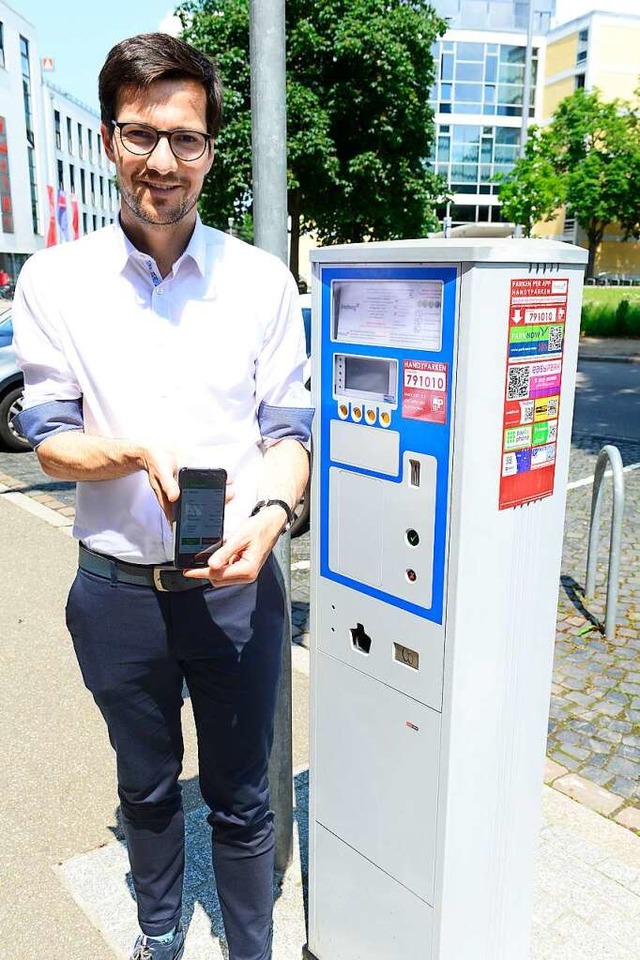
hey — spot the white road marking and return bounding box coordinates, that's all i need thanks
[568,461,640,490]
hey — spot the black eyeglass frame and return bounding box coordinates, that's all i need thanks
[111,121,213,162]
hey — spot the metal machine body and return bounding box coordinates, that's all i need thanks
[306,239,587,960]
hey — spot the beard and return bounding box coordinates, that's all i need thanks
[119,181,200,227]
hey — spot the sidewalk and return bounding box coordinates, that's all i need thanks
[578,335,640,361]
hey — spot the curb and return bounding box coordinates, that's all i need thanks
[544,759,640,835]
[578,354,640,364]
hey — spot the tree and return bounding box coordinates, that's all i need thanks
[498,88,640,278]
[497,127,564,238]
[178,0,448,278]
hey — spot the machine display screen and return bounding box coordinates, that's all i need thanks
[332,279,443,351]
[334,354,398,404]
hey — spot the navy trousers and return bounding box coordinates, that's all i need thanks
[65,554,285,960]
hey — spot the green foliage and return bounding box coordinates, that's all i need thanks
[497,127,564,237]
[581,298,640,337]
[497,88,640,277]
[178,0,448,271]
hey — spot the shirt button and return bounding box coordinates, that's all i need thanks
[156,288,164,296]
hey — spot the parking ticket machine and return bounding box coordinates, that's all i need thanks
[305,239,588,960]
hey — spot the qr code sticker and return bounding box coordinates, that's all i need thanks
[549,325,564,352]
[547,397,558,418]
[507,365,530,400]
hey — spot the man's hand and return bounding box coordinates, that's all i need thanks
[183,505,286,586]
[139,446,180,524]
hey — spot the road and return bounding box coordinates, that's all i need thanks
[572,360,640,443]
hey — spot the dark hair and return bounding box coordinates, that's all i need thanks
[99,33,223,136]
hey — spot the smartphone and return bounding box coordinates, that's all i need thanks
[173,467,227,569]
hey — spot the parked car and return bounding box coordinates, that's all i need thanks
[0,312,30,452]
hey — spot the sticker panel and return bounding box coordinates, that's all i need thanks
[499,278,569,509]
[402,359,448,425]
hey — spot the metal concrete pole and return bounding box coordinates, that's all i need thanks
[249,0,293,875]
[513,0,536,239]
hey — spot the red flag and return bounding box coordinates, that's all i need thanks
[46,185,56,246]
[70,193,79,240]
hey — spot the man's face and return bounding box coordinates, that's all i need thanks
[102,78,214,227]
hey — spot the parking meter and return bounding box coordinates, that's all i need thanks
[305,239,587,959]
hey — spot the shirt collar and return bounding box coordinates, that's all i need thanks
[114,214,207,279]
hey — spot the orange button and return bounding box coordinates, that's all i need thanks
[339,404,348,416]
[366,410,376,422]
[381,412,390,425]
[352,407,362,419]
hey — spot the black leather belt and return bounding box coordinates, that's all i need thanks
[78,543,207,592]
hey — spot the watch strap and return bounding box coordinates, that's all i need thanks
[250,498,295,532]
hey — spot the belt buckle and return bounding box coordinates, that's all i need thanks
[153,567,171,592]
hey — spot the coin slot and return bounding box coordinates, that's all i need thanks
[350,622,372,655]
[409,459,421,487]
[394,642,420,671]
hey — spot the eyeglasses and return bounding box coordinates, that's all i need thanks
[112,121,212,162]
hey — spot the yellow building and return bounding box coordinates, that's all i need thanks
[539,10,640,277]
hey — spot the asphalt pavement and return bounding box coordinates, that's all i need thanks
[0,335,639,958]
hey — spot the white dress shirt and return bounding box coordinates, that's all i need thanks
[12,218,311,563]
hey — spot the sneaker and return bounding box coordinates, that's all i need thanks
[130,923,185,960]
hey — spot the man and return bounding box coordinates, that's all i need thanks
[13,33,311,960]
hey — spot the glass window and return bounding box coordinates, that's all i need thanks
[437,137,450,162]
[450,205,476,223]
[78,123,83,159]
[57,159,64,190]
[27,146,39,232]
[67,117,73,153]
[82,212,87,234]
[455,83,482,104]
[501,45,525,65]
[485,56,498,83]
[579,29,589,43]
[577,50,587,64]
[99,175,104,202]
[441,54,453,81]
[80,168,86,203]
[20,36,30,77]
[97,133,102,162]
[498,84,523,106]
[456,61,483,82]
[90,172,95,203]
[575,73,586,90]
[485,84,496,103]
[88,129,93,162]
[441,83,453,100]
[54,110,61,149]
[456,42,484,62]
[69,164,75,192]
[0,22,5,69]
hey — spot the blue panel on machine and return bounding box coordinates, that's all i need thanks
[319,264,458,625]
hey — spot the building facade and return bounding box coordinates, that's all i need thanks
[429,0,555,229]
[539,10,640,275]
[0,1,117,284]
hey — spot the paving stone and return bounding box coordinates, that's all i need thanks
[553,773,623,816]
[615,806,640,832]
[607,756,640,779]
[608,777,639,801]
[620,683,640,696]
[543,758,568,783]
[549,750,583,772]
[594,701,624,718]
[565,691,597,708]
[606,719,633,734]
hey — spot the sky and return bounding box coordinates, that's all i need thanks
[14,0,181,112]
[11,0,640,114]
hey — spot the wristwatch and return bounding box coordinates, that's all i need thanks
[250,498,295,532]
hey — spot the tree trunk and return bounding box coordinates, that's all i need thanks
[586,222,604,280]
[288,189,301,283]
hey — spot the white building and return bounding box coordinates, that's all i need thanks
[429,0,555,228]
[0,1,117,283]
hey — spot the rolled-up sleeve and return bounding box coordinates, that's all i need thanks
[255,272,313,448]
[11,258,83,447]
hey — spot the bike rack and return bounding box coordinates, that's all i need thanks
[585,445,625,640]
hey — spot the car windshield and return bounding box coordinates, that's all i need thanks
[0,312,13,336]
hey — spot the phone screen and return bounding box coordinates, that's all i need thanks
[174,468,226,568]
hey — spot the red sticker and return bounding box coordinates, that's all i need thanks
[402,359,448,424]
